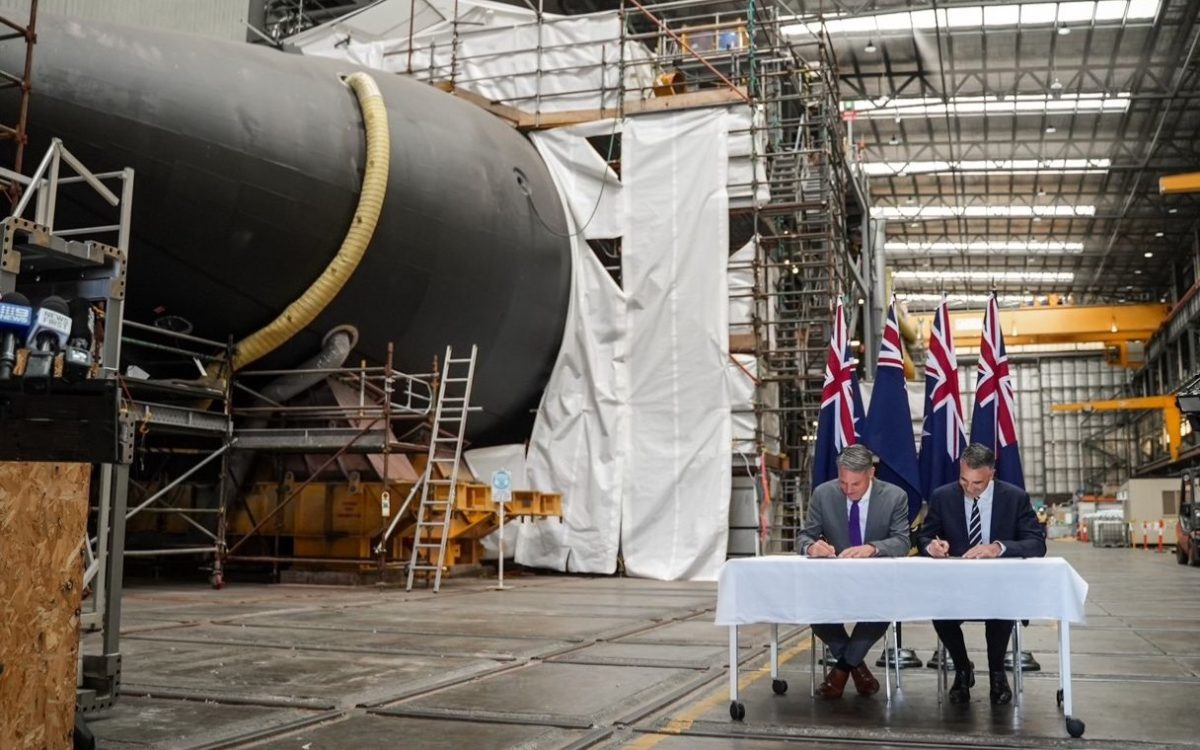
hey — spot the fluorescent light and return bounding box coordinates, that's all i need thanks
[895,270,1075,283]
[783,0,1159,36]
[861,158,1111,177]
[885,240,1085,255]
[876,204,1096,220]
[843,93,1130,120]
[900,292,1036,305]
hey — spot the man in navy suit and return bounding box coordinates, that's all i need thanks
[917,443,1046,706]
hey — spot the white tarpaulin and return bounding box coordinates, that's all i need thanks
[620,109,731,580]
[517,124,629,573]
[726,105,770,209]
[529,120,626,240]
[518,109,733,579]
[295,0,655,114]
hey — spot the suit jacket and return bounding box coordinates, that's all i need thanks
[797,479,911,557]
[917,479,1046,558]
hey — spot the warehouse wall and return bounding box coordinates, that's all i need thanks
[0,1,259,42]
[957,355,1134,500]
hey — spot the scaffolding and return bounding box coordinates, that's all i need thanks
[348,0,869,552]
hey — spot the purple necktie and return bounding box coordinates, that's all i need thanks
[849,501,863,547]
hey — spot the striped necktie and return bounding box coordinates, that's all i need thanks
[968,497,983,548]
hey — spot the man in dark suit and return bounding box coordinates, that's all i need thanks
[797,444,911,699]
[917,443,1046,706]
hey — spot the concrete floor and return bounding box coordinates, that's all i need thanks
[82,542,1200,749]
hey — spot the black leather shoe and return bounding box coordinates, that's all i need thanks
[989,671,1012,705]
[949,668,974,704]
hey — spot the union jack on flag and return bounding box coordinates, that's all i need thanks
[877,301,905,372]
[970,293,1026,488]
[812,299,867,488]
[918,299,967,497]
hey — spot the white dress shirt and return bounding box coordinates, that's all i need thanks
[965,480,1006,553]
[846,482,871,544]
[965,480,994,543]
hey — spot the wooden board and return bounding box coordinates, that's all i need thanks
[0,462,90,750]
[447,84,750,130]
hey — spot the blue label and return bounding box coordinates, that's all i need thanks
[0,302,31,327]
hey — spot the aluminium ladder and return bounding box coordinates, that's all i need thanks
[406,345,477,592]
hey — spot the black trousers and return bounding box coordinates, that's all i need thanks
[932,619,1014,673]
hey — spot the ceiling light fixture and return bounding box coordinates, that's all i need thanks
[1145,251,1154,258]
[888,135,900,145]
[865,39,878,52]
[843,92,1130,120]
[1045,125,1057,133]
[885,240,1084,255]
[1169,207,1179,214]
[876,204,1096,220]
[1057,23,1071,35]
[1050,78,1064,91]
[783,0,1161,37]
[860,158,1111,177]
[1155,231,1165,237]
[893,270,1074,283]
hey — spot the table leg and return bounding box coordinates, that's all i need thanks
[1059,620,1084,738]
[729,625,739,702]
[770,623,779,679]
[728,625,745,721]
[770,623,788,695]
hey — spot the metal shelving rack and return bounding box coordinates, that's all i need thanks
[0,137,136,715]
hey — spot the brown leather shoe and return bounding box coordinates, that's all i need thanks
[815,667,849,699]
[849,663,880,696]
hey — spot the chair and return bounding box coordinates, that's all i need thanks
[810,622,902,701]
[934,624,1025,705]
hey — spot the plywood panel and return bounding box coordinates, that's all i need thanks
[0,462,90,750]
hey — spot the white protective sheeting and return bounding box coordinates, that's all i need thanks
[517,124,629,573]
[296,0,655,114]
[529,120,626,240]
[464,444,531,491]
[715,557,1089,625]
[728,354,757,457]
[726,105,770,209]
[620,109,731,580]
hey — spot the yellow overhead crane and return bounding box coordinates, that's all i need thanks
[1160,172,1200,194]
[908,303,1169,367]
[1050,396,1183,461]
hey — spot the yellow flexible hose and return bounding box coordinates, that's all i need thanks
[227,71,390,372]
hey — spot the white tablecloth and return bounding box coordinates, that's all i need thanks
[714,556,1088,626]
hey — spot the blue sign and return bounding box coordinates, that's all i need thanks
[491,469,513,504]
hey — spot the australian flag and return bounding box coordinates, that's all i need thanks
[812,299,868,488]
[969,293,1026,488]
[918,299,967,498]
[863,299,923,520]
